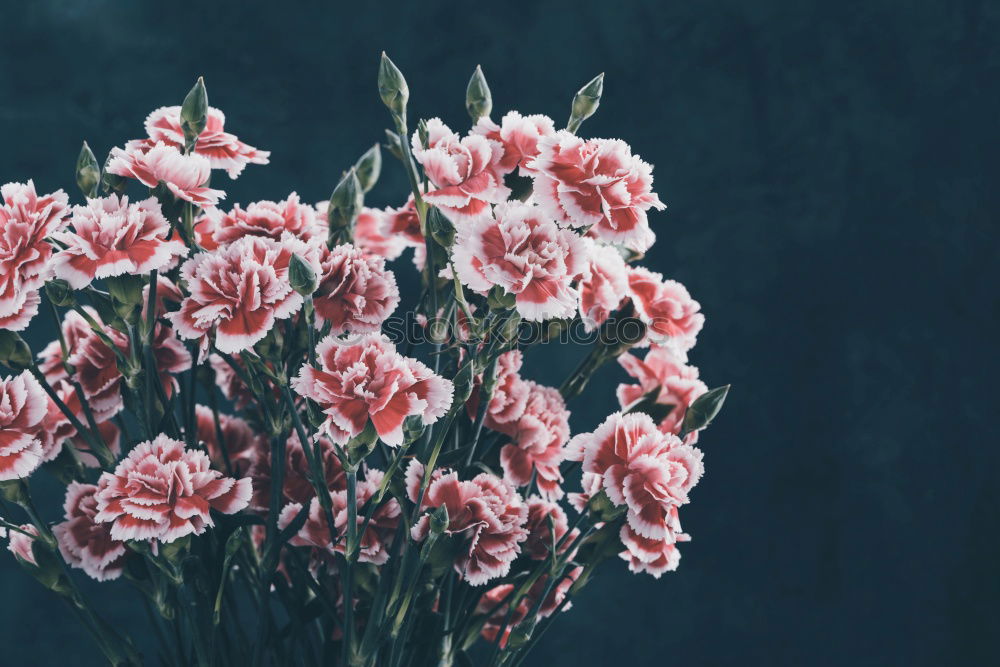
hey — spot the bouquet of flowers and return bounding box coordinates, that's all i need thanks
[0,53,728,666]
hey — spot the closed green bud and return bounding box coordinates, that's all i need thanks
[567,72,604,134]
[378,52,409,119]
[426,207,455,248]
[0,331,33,371]
[429,504,450,535]
[353,143,382,193]
[506,616,537,649]
[75,141,100,199]
[180,76,209,149]
[465,65,493,121]
[106,275,145,324]
[384,129,404,161]
[327,168,363,246]
[45,279,75,308]
[450,361,476,409]
[680,384,730,437]
[288,253,318,295]
[101,152,127,195]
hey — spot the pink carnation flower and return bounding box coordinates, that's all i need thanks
[466,350,530,430]
[618,510,686,578]
[578,241,630,330]
[93,434,252,543]
[380,195,424,248]
[522,496,578,560]
[51,195,187,289]
[411,118,510,222]
[248,432,345,513]
[194,405,264,477]
[567,411,703,541]
[6,523,40,566]
[477,567,581,647]
[530,132,665,252]
[313,244,400,335]
[171,234,312,354]
[39,379,121,466]
[0,371,48,481]
[53,482,128,581]
[627,267,704,349]
[408,462,528,585]
[208,193,323,245]
[133,105,269,179]
[496,382,571,500]
[617,345,707,439]
[292,334,453,446]
[0,181,69,331]
[452,201,588,321]
[351,207,406,260]
[473,111,556,177]
[107,142,226,208]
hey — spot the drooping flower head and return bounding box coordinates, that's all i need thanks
[496,381,571,500]
[170,234,313,353]
[530,131,665,252]
[627,268,704,349]
[0,181,69,330]
[53,482,128,581]
[313,243,400,335]
[208,193,323,245]
[617,345,707,439]
[578,240,630,331]
[452,201,589,321]
[131,105,270,179]
[51,195,187,288]
[408,462,528,585]
[411,118,510,222]
[0,371,48,481]
[93,434,252,543]
[291,334,453,446]
[472,111,556,177]
[107,142,226,208]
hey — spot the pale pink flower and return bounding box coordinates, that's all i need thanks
[313,244,400,335]
[53,482,128,581]
[51,195,187,288]
[473,111,556,177]
[578,241,630,330]
[133,105,269,178]
[452,201,588,321]
[530,132,664,252]
[618,510,686,578]
[497,382,571,500]
[6,523,40,566]
[351,207,406,260]
[0,181,69,331]
[467,350,530,430]
[627,268,704,349]
[0,371,48,481]
[194,405,264,477]
[617,345,707,439]
[567,411,703,540]
[411,118,510,222]
[94,434,252,543]
[292,334,453,446]
[107,142,226,208]
[209,193,323,245]
[379,195,424,248]
[522,496,578,560]
[248,432,345,513]
[477,567,581,647]
[408,462,528,585]
[170,234,312,354]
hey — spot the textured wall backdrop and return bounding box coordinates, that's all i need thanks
[0,1,996,665]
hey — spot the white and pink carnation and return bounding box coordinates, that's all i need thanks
[209,193,323,245]
[6,523,40,566]
[578,240,630,330]
[617,345,707,439]
[496,382,571,500]
[0,371,48,481]
[313,243,400,335]
[473,111,556,177]
[53,482,128,581]
[627,267,704,349]
[107,142,226,208]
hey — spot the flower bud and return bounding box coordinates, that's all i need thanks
[101,152,127,195]
[450,361,476,409]
[327,168,363,246]
[506,616,537,649]
[106,275,145,324]
[567,72,604,133]
[353,144,382,194]
[429,504,450,536]
[680,384,730,437]
[0,480,28,505]
[426,207,455,248]
[0,331,33,371]
[288,253,318,296]
[180,76,209,149]
[378,52,409,120]
[45,279,75,308]
[465,65,493,121]
[384,129,404,161]
[75,141,100,199]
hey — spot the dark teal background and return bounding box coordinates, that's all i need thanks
[1,1,996,665]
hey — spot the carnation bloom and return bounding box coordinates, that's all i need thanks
[107,142,226,208]
[408,462,528,585]
[617,345,707,439]
[567,412,703,541]
[0,181,69,331]
[6,523,40,566]
[452,201,588,321]
[51,195,187,288]
[0,371,48,481]
[411,118,510,222]
[495,382,571,500]
[627,268,704,349]
[476,567,581,647]
[618,510,686,578]
[208,193,323,245]
[39,379,121,466]
[53,482,128,581]
[171,234,312,353]
[194,405,264,477]
[467,350,529,430]
[380,195,424,247]
[522,496,578,560]
[132,105,270,178]
[350,207,406,260]
[248,432,345,512]
[473,111,556,177]
[530,131,665,252]
[313,244,400,335]
[578,241,629,331]
[93,434,252,543]
[292,334,453,446]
